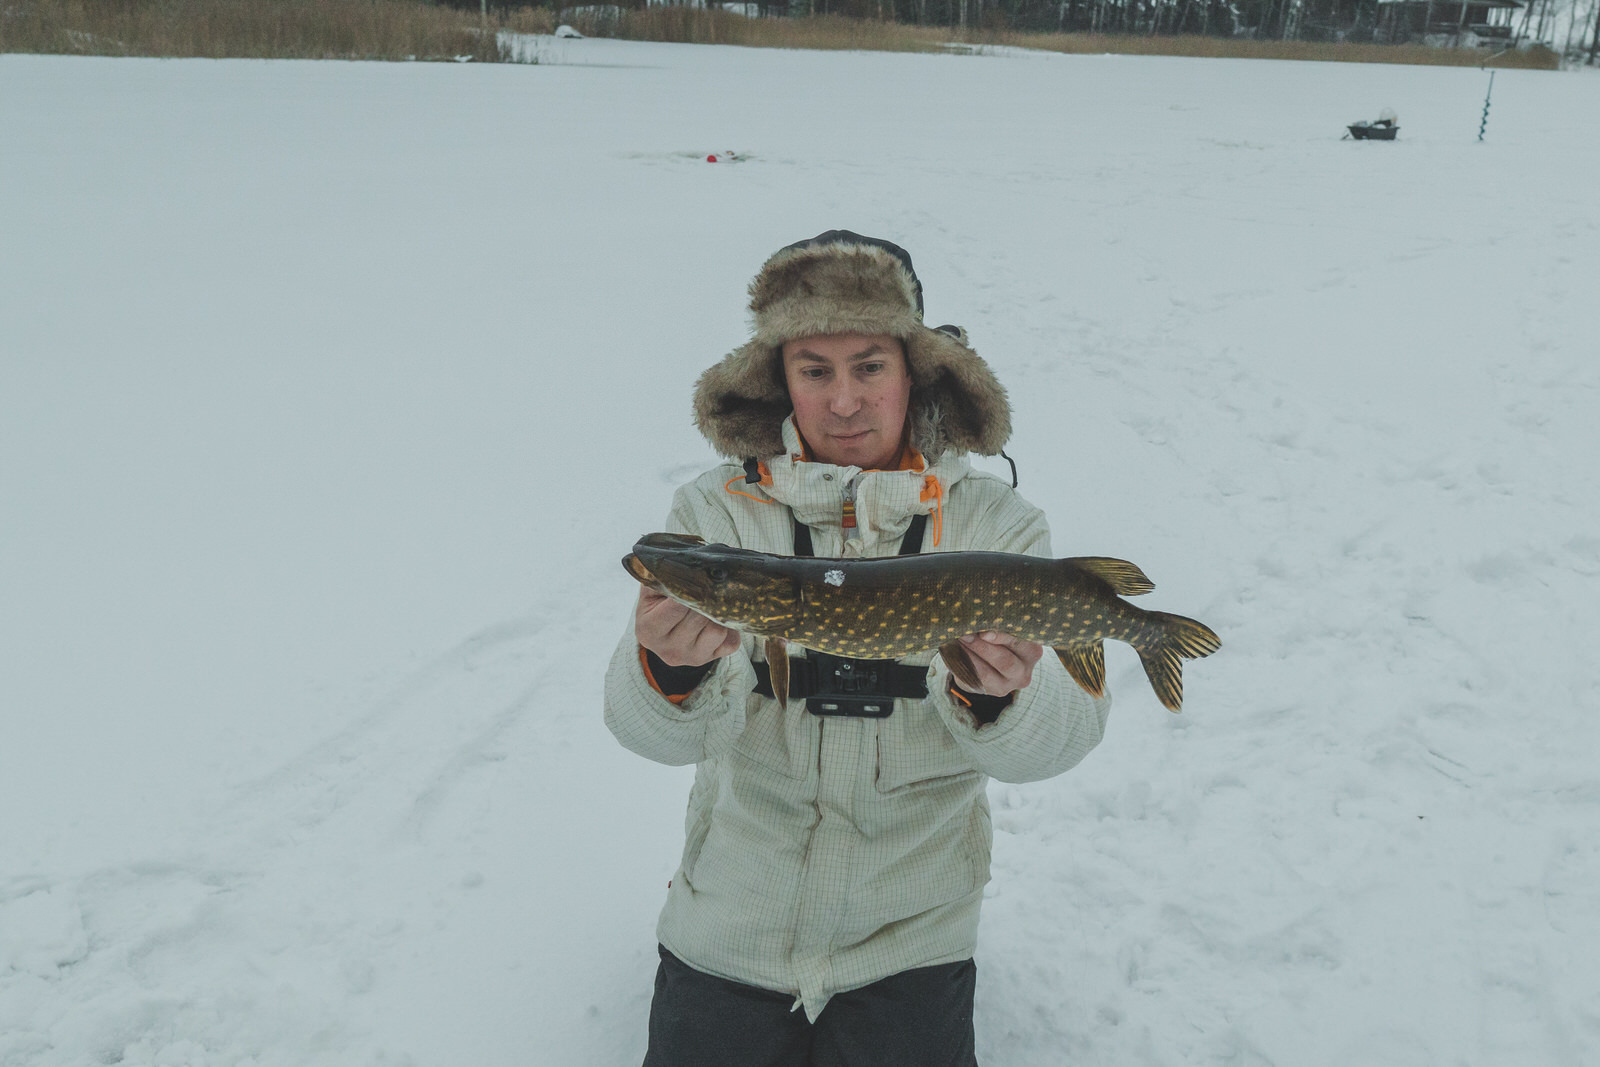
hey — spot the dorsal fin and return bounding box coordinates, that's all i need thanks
[1061,557,1155,596]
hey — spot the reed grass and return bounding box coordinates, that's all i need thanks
[559,8,949,50]
[0,0,522,62]
[504,5,555,35]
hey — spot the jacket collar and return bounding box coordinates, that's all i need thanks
[761,418,969,552]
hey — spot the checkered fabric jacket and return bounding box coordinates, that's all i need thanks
[604,419,1111,1021]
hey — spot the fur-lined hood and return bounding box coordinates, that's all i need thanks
[692,231,1012,462]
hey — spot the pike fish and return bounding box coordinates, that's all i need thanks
[623,532,1220,712]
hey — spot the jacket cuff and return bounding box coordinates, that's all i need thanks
[640,647,718,703]
[947,682,1014,726]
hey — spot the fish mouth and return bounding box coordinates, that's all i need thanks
[623,535,802,637]
[624,534,713,594]
[628,538,751,610]
[625,534,787,614]
[625,540,719,606]
[621,553,658,585]
[629,544,703,597]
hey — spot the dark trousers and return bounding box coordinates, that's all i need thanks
[643,945,979,1067]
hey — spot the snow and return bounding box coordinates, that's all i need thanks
[2,39,1598,1066]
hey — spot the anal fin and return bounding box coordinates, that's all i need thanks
[765,637,790,705]
[1055,642,1106,698]
[939,641,983,691]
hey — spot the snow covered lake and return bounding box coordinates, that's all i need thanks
[2,39,1598,1066]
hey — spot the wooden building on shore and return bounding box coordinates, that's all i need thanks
[1375,0,1523,44]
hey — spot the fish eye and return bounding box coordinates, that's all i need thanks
[707,565,729,582]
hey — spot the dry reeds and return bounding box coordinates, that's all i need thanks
[559,8,949,51]
[503,5,555,36]
[0,0,522,62]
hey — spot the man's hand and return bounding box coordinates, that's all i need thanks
[636,587,741,667]
[956,631,1044,697]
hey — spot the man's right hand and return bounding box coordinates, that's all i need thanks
[636,587,742,666]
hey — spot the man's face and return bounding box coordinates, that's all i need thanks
[780,333,912,470]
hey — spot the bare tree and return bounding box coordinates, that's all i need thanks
[1534,0,1553,40]
[1513,0,1534,41]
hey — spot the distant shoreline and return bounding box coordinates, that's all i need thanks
[2,0,1561,69]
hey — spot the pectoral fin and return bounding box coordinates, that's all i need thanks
[939,641,983,691]
[765,636,790,705]
[1055,642,1107,698]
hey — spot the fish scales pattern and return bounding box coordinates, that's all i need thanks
[793,557,1147,659]
[624,536,1220,711]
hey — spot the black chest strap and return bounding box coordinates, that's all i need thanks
[792,513,927,559]
[751,511,931,716]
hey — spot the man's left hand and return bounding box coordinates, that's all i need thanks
[956,631,1044,697]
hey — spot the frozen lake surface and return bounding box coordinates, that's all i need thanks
[2,40,1598,1066]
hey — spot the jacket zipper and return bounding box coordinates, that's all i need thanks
[842,474,862,542]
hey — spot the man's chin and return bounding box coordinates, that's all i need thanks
[819,432,892,468]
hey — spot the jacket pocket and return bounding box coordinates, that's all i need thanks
[875,701,980,794]
[678,775,715,885]
[731,695,810,780]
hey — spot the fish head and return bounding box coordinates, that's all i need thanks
[621,532,710,592]
[623,537,798,635]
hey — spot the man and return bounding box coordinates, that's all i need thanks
[604,231,1111,1066]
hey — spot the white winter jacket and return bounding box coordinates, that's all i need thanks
[604,419,1111,1021]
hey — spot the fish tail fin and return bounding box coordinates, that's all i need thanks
[1054,642,1106,698]
[1131,612,1221,713]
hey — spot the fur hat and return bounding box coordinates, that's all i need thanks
[692,231,1012,462]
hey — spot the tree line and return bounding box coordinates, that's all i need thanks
[443,0,1598,56]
